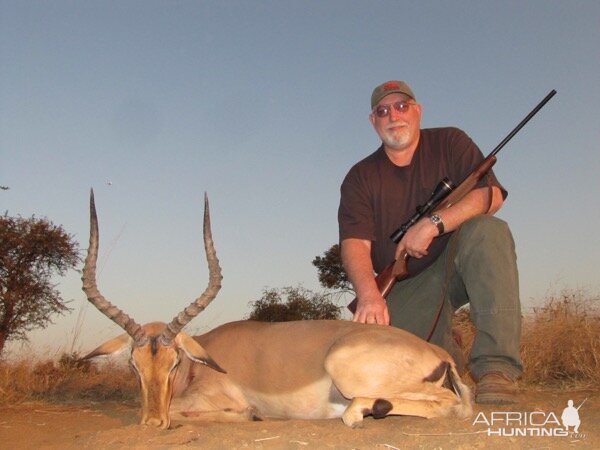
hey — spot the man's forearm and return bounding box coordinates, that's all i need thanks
[342,238,390,324]
[435,186,503,234]
[341,238,381,300]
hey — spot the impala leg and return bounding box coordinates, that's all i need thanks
[342,390,459,428]
[172,406,263,423]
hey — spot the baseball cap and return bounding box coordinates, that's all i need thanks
[370,80,416,109]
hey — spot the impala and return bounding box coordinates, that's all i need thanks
[82,191,472,429]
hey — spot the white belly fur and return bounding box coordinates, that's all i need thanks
[243,376,348,420]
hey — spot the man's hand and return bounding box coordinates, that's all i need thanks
[395,216,438,259]
[352,292,390,325]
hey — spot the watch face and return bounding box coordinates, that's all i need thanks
[431,215,443,234]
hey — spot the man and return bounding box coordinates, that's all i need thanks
[338,80,522,404]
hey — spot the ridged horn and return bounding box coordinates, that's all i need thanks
[81,189,147,346]
[159,193,222,345]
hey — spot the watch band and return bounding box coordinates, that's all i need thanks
[430,214,444,235]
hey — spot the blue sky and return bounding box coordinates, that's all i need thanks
[2,1,599,355]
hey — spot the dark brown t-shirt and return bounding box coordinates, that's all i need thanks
[338,127,506,276]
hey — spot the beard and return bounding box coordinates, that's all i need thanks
[380,123,415,150]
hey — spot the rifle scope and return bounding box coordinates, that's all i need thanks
[389,177,455,243]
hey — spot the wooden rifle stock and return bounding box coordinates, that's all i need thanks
[347,90,556,315]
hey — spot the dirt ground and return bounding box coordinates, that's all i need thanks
[0,388,597,450]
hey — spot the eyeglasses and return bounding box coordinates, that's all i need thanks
[373,101,414,118]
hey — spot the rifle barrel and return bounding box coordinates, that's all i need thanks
[489,89,557,159]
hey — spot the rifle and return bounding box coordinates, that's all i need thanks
[348,89,557,314]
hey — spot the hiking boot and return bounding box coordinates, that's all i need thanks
[475,372,518,404]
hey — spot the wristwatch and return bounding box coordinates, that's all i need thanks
[430,214,444,235]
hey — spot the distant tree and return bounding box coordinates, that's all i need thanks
[0,214,79,355]
[312,244,353,293]
[247,285,341,322]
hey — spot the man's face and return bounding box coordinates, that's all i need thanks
[369,93,422,151]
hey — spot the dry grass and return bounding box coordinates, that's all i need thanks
[453,288,600,388]
[0,288,598,405]
[520,289,600,387]
[0,353,137,406]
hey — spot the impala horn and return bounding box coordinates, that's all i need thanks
[82,189,147,346]
[159,193,223,345]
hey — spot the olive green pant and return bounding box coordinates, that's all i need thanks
[387,215,523,380]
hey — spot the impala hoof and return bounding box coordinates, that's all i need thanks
[342,410,365,428]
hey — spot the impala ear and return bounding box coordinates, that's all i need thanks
[175,332,226,374]
[82,333,132,360]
